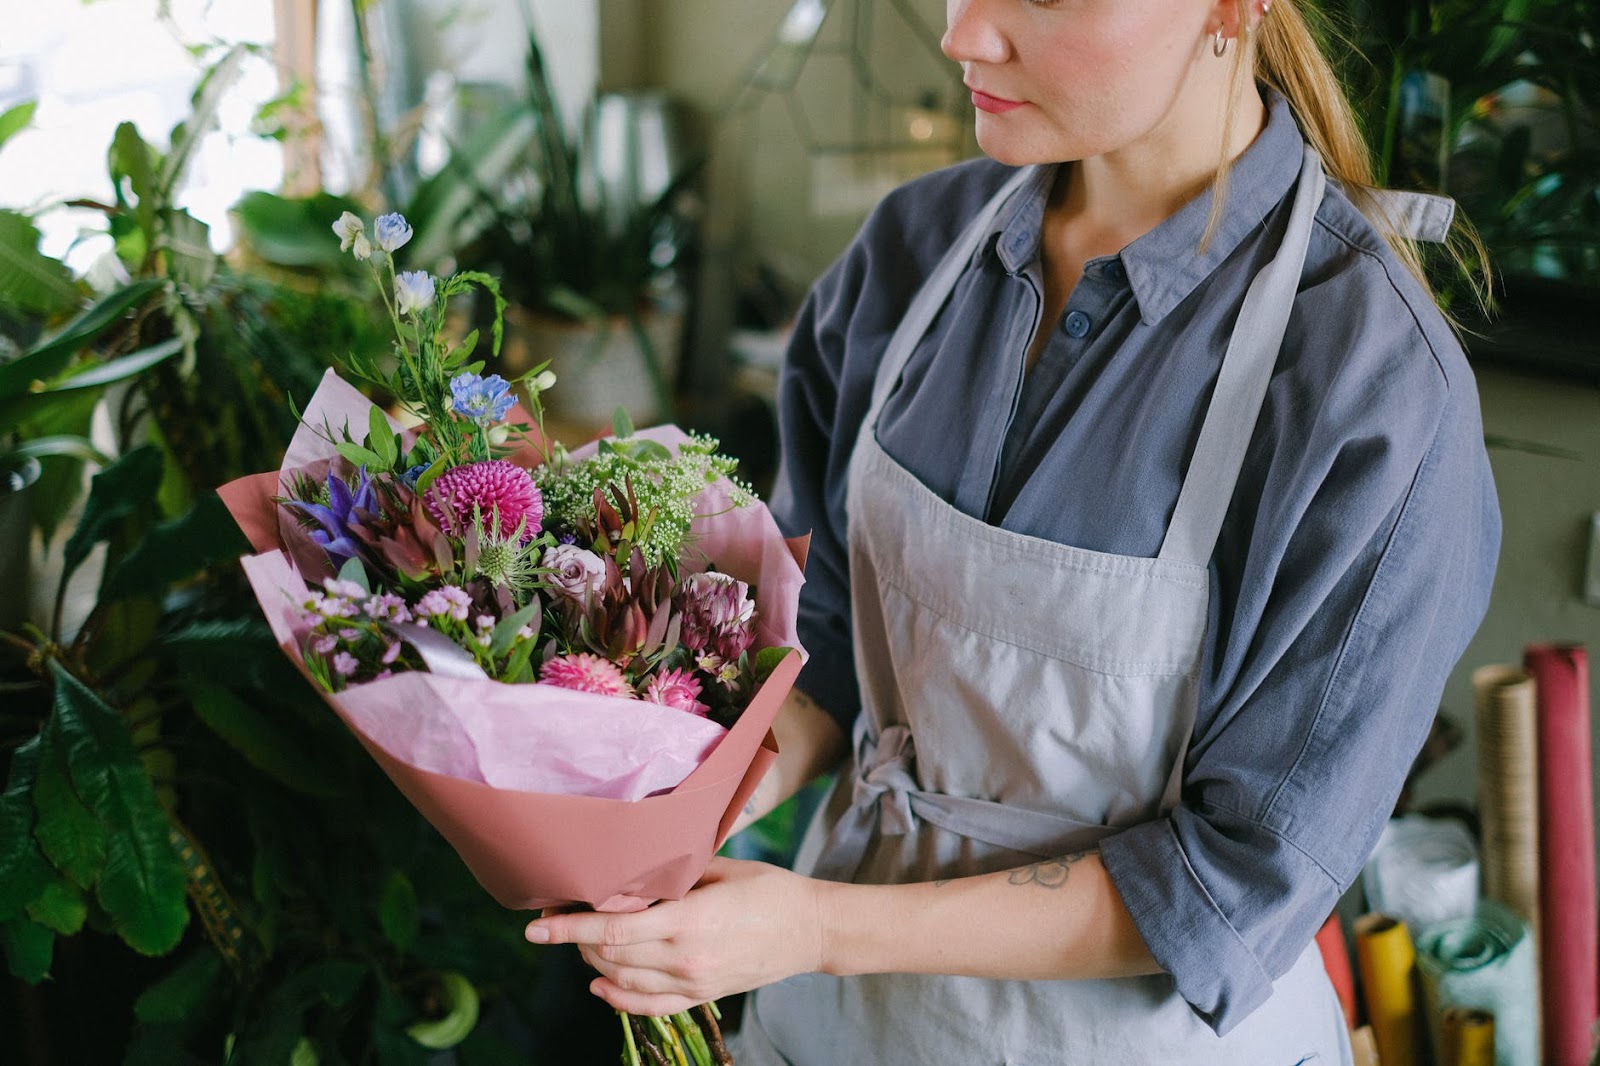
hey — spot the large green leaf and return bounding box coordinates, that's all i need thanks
[233,190,369,270]
[0,277,164,401]
[0,209,78,317]
[162,208,215,291]
[14,392,99,542]
[100,489,249,601]
[0,739,54,923]
[0,336,186,430]
[0,916,54,984]
[134,947,225,1023]
[33,708,109,889]
[110,122,158,254]
[185,678,341,799]
[378,870,419,952]
[49,662,189,956]
[404,104,538,269]
[61,443,163,584]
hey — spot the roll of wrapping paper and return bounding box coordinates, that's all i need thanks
[1316,912,1358,1029]
[1354,913,1427,1066]
[1470,665,1541,936]
[1439,1007,1496,1066]
[1416,899,1539,1066]
[1523,643,1598,1066]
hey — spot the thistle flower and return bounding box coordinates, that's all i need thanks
[642,667,710,717]
[449,372,516,427]
[373,212,413,253]
[464,508,545,595]
[333,212,371,260]
[395,270,435,316]
[677,571,757,662]
[540,653,634,699]
[426,460,542,542]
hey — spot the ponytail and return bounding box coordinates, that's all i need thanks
[1215,0,1491,317]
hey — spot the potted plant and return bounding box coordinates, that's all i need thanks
[428,29,703,430]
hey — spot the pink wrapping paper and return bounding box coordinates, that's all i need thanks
[218,370,808,910]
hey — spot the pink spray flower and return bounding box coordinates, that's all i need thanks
[641,667,710,717]
[540,653,635,699]
[425,460,542,541]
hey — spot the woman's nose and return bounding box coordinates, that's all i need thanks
[942,0,1010,65]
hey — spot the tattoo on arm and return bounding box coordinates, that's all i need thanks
[1006,850,1090,889]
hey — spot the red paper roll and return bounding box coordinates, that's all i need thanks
[1315,912,1358,1029]
[1523,643,1599,1066]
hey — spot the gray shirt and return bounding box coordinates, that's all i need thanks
[767,95,1500,1031]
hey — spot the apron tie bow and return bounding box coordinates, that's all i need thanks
[853,723,920,837]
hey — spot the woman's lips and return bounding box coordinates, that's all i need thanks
[970,89,1024,114]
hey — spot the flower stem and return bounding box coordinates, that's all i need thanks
[693,1003,733,1066]
[618,1011,642,1066]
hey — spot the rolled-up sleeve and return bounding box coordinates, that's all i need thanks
[1099,276,1501,1032]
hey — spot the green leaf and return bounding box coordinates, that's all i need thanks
[34,711,109,889]
[186,678,341,799]
[12,337,184,410]
[336,441,385,470]
[161,208,215,291]
[405,973,479,1050]
[0,739,54,923]
[49,662,188,956]
[61,443,164,583]
[413,455,449,495]
[160,46,246,200]
[26,879,87,936]
[134,948,224,1023]
[7,435,109,465]
[0,100,37,154]
[100,491,250,602]
[753,645,795,682]
[378,870,419,953]
[338,556,371,593]
[368,405,398,467]
[1,917,54,984]
[0,278,164,401]
[233,190,366,270]
[0,209,78,317]
[110,122,158,251]
[489,603,540,657]
[612,407,635,440]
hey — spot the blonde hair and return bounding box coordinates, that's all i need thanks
[1211,0,1491,315]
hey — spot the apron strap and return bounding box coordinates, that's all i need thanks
[1158,145,1327,566]
[864,166,1040,429]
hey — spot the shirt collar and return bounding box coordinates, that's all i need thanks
[987,91,1305,326]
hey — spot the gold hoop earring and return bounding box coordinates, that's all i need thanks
[1212,29,1230,57]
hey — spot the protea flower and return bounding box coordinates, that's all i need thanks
[425,460,542,542]
[677,571,756,662]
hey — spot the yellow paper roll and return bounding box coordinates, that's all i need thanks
[1439,1007,1495,1066]
[1355,913,1426,1066]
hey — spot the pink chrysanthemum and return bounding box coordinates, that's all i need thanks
[641,667,710,717]
[540,653,635,699]
[425,459,542,541]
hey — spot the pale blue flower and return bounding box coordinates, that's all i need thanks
[373,212,413,253]
[449,372,516,426]
[394,270,435,316]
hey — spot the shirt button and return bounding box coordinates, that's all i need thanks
[1063,310,1091,338]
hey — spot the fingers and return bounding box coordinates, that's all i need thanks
[588,975,701,1018]
[525,903,673,947]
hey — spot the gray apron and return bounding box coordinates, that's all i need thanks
[741,146,1361,1064]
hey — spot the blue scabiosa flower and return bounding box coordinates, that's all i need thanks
[395,270,435,316]
[399,463,430,490]
[449,372,516,427]
[373,212,413,253]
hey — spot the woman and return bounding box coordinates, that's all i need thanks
[526,0,1501,1060]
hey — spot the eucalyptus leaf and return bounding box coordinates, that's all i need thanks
[752,645,794,682]
[338,556,371,593]
[50,662,189,956]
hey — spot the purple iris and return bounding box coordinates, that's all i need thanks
[284,468,378,568]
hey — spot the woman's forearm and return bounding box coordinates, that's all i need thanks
[732,686,848,833]
[816,850,1160,982]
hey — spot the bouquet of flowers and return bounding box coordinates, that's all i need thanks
[219,211,806,1064]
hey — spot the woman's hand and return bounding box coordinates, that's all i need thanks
[525,857,827,1016]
